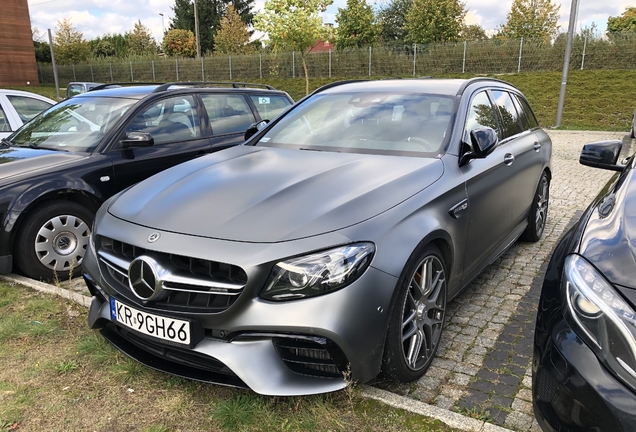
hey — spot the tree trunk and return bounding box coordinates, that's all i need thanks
[302,54,309,95]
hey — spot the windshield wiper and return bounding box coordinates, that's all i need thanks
[0,138,12,148]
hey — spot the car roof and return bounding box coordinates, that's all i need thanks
[316,78,519,97]
[81,84,290,100]
[0,88,56,103]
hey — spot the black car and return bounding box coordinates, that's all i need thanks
[533,140,636,431]
[0,82,293,280]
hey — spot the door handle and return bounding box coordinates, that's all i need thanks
[533,142,541,152]
[504,153,515,165]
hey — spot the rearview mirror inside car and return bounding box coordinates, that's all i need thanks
[121,132,154,148]
[580,140,624,172]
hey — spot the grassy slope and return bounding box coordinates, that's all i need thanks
[10,69,636,131]
[0,282,458,432]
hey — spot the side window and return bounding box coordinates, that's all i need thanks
[516,95,539,129]
[510,94,530,131]
[249,95,292,121]
[490,90,523,139]
[125,95,200,145]
[6,96,52,123]
[0,104,11,132]
[67,85,84,98]
[201,94,255,135]
[465,91,498,137]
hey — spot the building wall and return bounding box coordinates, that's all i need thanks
[0,0,39,86]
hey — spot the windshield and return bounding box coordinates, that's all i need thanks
[9,96,137,152]
[255,92,456,156]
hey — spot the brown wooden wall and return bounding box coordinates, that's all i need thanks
[0,0,39,86]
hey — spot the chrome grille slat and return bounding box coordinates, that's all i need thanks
[97,237,247,311]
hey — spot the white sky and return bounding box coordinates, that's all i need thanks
[28,0,633,43]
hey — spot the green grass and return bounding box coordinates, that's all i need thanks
[8,69,635,132]
[0,282,459,431]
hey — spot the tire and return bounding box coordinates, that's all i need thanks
[382,243,447,382]
[15,201,93,281]
[521,171,550,242]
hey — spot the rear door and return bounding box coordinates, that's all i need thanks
[109,94,211,190]
[200,93,256,151]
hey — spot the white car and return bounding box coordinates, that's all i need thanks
[0,89,56,139]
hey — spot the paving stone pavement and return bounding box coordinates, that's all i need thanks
[375,130,628,430]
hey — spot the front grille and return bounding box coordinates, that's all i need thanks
[274,337,347,379]
[97,236,247,312]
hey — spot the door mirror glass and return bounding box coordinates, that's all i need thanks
[244,119,269,141]
[580,140,624,172]
[121,132,154,148]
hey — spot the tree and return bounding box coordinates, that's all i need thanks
[90,33,130,58]
[460,24,488,41]
[91,39,116,58]
[377,0,412,45]
[404,0,466,44]
[254,0,332,95]
[334,0,380,49]
[33,27,51,63]
[607,7,636,34]
[214,4,254,54]
[162,28,197,57]
[53,18,91,64]
[497,0,560,42]
[171,0,254,53]
[128,20,157,56]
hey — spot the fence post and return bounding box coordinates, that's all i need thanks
[413,44,417,76]
[229,56,232,80]
[329,50,332,78]
[462,41,467,73]
[152,60,155,81]
[39,64,43,84]
[130,61,134,81]
[259,53,263,79]
[517,37,523,73]
[90,63,94,81]
[581,35,587,70]
[176,58,179,80]
[109,62,113,82]
[368,46,372,76]
[72,64,76,81]
[201,57,205,81]
[292,51,295,78]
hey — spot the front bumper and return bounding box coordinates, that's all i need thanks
[533,314,636,432]
[83,237,398,396]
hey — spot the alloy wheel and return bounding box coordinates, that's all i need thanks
[535,176,549,237]
[401,255,446,371]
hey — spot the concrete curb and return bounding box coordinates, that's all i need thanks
[360,385,514,432]
[1,274,515,432]
[0,274,91,308]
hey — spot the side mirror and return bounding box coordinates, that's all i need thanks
[244,119,270,141]
[459,127,498,166]
[580,140,624,172]
[121,132,154,148]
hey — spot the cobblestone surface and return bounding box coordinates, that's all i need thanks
[376,130,627,430]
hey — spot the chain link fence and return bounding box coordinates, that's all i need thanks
[37,34,636,85]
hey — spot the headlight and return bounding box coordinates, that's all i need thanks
[261,242,375,301]
[564,254,636,389]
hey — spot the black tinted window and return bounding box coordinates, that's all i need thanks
[201,94,255,135]
[490,90,522,139]
[510,94,530,131]
[126,95,200,145]
[515,95,539,129]
[250,95,291,121]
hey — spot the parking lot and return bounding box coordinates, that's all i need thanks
[1,129,627,431]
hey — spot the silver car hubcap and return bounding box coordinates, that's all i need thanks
[401,255,446,371]
[35,215,90,272]
[535,177,549,235]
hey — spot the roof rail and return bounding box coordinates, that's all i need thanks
[88,82,159,92]
[152,81,276,93]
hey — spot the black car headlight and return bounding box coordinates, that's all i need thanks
[261,242,375,301]
[564,254,636,389]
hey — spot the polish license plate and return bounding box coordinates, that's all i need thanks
[110,298,190,345]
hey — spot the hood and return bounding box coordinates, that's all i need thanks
[0,147,86,182]
[579,168,636,289]
[108,146,444,242]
